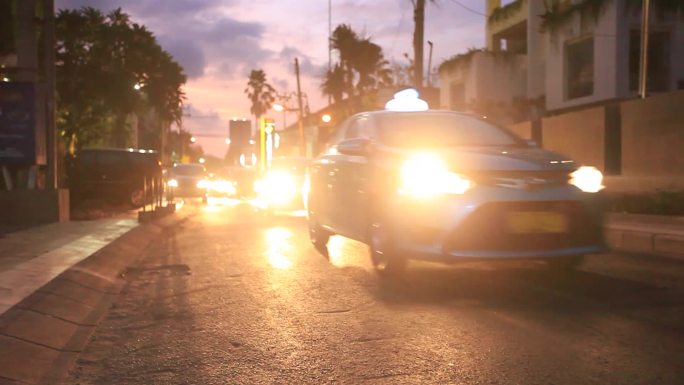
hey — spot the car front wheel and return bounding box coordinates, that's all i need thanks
[369,220,406,277]
[308,214,330,259]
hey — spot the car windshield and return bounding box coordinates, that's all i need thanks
[376,113,526,148]
[172,164,205,176]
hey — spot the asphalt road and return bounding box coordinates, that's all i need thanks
[67,199,684,385]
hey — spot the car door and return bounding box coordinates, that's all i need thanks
[310,122,347,230]
[335,116,371,241]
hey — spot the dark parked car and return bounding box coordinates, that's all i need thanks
[69,148,161,207]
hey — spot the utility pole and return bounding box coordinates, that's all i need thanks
[294,58,306,157]
[413,0,426,90]
[426,40,434,88]
[638,0,650,99]
[44,0,57,189]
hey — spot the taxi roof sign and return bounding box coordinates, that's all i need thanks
[384,88,429,112]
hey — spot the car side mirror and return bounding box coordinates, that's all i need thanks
[336,138,373,157]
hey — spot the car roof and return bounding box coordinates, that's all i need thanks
[355,109,474,119]
[81,147,158,153]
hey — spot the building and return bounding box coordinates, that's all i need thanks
[439,0,684,119]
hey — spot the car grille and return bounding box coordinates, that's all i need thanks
[471,170,570,191]
[443,201,603,253]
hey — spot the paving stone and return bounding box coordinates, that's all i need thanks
[0,335,61,384]
[2,309,80,351]
[17,291,96,326]
[37,279,109,309]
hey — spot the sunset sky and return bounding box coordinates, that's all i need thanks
[54,0,489,156]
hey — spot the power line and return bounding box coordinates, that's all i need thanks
[447,0,486,17]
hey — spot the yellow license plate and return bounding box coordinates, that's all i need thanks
[507,211,568,234]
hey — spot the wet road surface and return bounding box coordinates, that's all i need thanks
[67,199,684,384]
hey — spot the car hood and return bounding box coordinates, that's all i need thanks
[388,146,576,172]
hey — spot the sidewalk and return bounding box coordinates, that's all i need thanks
[0,206,190,385]
[0,214,138,316]
[606,213,684,259]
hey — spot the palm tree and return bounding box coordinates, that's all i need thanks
[353,39,392,94]
[330,24,359,97]
[321,64,346,104]
[244,69,276,131]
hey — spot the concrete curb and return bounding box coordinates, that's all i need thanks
[605,213,684,260]
[0,208,193,385]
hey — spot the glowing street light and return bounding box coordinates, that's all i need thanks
[272,103,284,112]
[133,83,142,91]
[190,136,197,143]
[198,157,205,164]
[225,138,231,145]
[321,114,332,123]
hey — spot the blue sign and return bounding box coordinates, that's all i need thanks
[0,82,45,165]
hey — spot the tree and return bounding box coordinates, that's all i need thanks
[244,69,276,131]
[353,39,392,93]
[322,24,392,104]
[320,64,346,104]
[55,7,186,152]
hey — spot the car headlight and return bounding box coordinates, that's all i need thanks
[570,166,604,193]
[197,179,210,189]
[168,179,178,188]
[256,171,298,204]
[399,153,471,198]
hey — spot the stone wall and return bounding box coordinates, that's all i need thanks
[541,107,606,170]
[620,91,684,176]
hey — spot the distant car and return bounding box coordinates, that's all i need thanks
[205,169,238,198]
[167,163,209,203]
[225,166,258,198]
[254,156,309,213]
[307,108,606,276]
[69,148,161,207]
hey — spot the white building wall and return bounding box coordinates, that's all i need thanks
[616,2,684,97]
[545,1,621,111]
[527,0,546,99]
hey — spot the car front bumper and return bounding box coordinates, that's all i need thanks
[386,185,606,262]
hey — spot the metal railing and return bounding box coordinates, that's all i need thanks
[141,175,170,213]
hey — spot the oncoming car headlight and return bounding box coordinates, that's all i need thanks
[168,179,178,188]
[399,153,471,198]
[570,166,604,193]
[196,179,210,189]
[255,171,298,204]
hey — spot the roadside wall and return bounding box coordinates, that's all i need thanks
[620,91,684,176]
[509,91,684,192]
[508,120,532,140]
[541,107,606,171]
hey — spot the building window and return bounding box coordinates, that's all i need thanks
[565,37,594,100]
[629,30,671,92]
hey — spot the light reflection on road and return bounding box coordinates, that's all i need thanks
[265,227,293,270]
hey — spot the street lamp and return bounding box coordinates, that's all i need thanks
[190,136,197,143]
[321,114,332,123]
